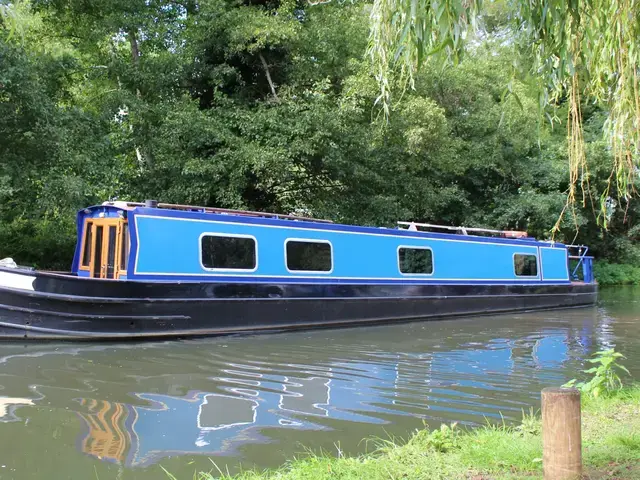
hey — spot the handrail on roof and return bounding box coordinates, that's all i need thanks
[567,244,589,253]
[102,201,334,224]
[567,245,590,280]
[397,221,529,239]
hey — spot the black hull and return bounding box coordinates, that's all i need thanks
[0,267,598,340]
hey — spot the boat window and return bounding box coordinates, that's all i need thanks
[514,253,538,277]
[81,222,93,267]
[201,235,256,270]
[286,240,332,272]
[398,247,433,275]
[120,223,129,271]
[93,225,103,278]
[106,225,117,279]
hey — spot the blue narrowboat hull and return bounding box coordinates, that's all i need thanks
[0,267,597,340]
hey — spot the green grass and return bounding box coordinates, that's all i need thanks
[180,385,640,480]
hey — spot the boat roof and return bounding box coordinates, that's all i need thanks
[89,201,560,247]
[99,201,334,223]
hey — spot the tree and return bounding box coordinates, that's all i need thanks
[0,2,15,28]
[1,0,637,270]
[368,0,640,225]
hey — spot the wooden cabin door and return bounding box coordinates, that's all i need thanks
[89,219,127,279]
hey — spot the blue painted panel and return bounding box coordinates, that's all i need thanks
[133,214,551,282]
[540,247,569,281]
[132,206,556,247]
[71,211,84,273]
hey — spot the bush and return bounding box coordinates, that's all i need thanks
[0,217,77,270]
[593,261,640,286]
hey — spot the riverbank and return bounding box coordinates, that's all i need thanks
[191,385,639,480]
[594,261,640,286]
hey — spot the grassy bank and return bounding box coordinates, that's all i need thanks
[594,261,640,286]
[186,385,640,480]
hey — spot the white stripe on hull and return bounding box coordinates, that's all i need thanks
[0,271,36,291]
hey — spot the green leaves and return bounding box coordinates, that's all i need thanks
[368,0,640,225]
[0,3,16,38]
[2,0,640,270]
[564,349,631,398]
[368,0,481,117]
[412,422,460,453]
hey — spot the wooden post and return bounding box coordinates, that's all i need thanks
[542,387,582,480]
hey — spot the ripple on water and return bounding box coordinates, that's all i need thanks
[0,298,638,479]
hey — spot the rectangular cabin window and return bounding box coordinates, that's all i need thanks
[286,240,332,272]
[398,247,433,275]
[514,253,538,277]
[120,223,129,271]
[81,222,93,267]
[201,235,256,270]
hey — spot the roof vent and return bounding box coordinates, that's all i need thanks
[145,199,158,208]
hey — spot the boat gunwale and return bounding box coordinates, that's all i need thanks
[0,265,597,303]
[0,285,598,304]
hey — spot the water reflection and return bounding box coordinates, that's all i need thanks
[72,315,585,468]
[77,379,332,466]
[0,295,637,480]
[533,332,569,368]
[0,396,33,422]
[78,398,130,463]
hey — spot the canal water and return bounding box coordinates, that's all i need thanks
[0,288,638,480]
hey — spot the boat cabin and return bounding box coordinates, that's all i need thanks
[71,201,594,285]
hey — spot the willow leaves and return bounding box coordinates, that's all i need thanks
[368,0,640,223]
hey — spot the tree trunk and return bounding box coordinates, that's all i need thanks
[127,29,153,168]
[259,52,279,102]
[128,30,140,66]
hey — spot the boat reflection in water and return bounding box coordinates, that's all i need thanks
[77,399,130,463]
[77,379,330,467]
[0,396,34,423]
[74,329,576,468]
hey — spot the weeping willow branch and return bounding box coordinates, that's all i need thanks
[368,0,480,118]
[553,73,589,238]
[0,1,25,40]
[366,0,640,229]
[594,0,640,226]
[0,3,11,23]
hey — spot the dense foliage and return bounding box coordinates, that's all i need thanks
[0,0,638,271]
[593,262,640,286]
[369,0,640,221]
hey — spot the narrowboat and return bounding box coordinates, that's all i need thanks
[0,201,597,340]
